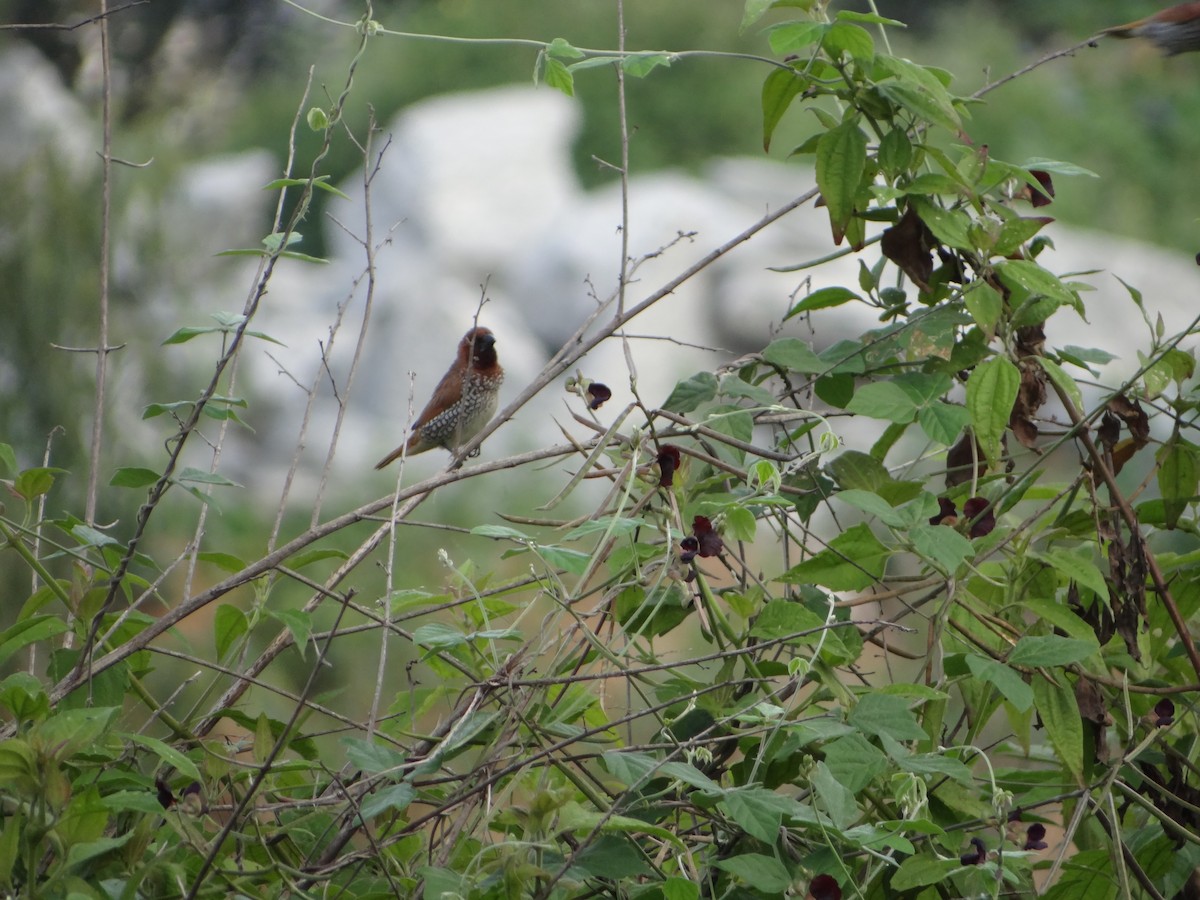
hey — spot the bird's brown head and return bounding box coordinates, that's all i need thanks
[460,327,499,371]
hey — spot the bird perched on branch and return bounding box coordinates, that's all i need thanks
[1099,2,1200,54]
[374,326,504,468]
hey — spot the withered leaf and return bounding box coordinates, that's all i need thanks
[881,206,935,292]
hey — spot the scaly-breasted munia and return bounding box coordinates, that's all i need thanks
[374,326,504,468]
[1100,3,1200,54]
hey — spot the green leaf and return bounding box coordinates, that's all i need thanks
[778,523,890,591]
[109,467,160,489]
[542,56,575,96]
[845,381,919,424]
[1008,635,1098,668]
[876,81,961,133]
[262,175,350,200]
[911,197,972,250]
[602,750,722,792]
[785,286,861,318]
[305,106,329,131]
[162,325,219,345]
[360,783,416,818]
[214,604,248,660]
[907,523,974,574]
[965,356,1019,468]
[121,732,201,782]
[286,548,349,569]
[836,10,906,27]
[964,655,1033,712]
[535,544,592,575]
[750,599,826,642]
[718,374,777,407]
[545,37,584,59]
[878,128,913,177]
[848,693,927,742]
[1020,157,1099,178]
[1032,673,1084,784]
[197,551,246,573]
[471,524,532,541]
[662,878,701,900]
[622,53,671,77]
[31,707,119,760]
[269,608,312,656]
[963,281,1002,333]
[1029,547,1108,599]
[836,489,907,528]
[993,216,1052,257]
[344,737,408,774]
[723,506,757,543]
[891,854,960,891]
[1020,598,1096,642]
[895,751,974,785]
[0,617,69,669]
[995,259,1081,313]
[714,853,792,893]
[70,523,119,548]
[823,21,874,63]
[1157,436,1198,529]
[815,119,867,244]
[761,68,804,152]
[767,21,827,56]
[762,337,824,373]
[413,622,466,651]
[741,0,779,33]
[810,761,859,829]
[918,401,970,445]
[175,467,240,487]
[66,833,134,870]
[13,468,55,501]
[721,786,784,844]
[662,371,718,413]
[823,733,888,792]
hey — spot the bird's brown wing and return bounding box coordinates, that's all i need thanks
[410,363,463,431]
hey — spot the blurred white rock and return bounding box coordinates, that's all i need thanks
[193,84,1199,495]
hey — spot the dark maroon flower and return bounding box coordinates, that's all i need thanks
[586,382,612,410]
[155,778,174,810]
[657,444,682,487]
[1024,823,1048,851]
[962,496,996,538]
[809,873,842,900]
[692,516,724,558]
[930,496,957,525]
[679,536,699,564]
[959,837,987,865]
[1153,698,1175,727]
[1029,170,1055,208]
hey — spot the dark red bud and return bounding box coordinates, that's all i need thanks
[931,496,957,525]
[809,873,842,900]
[1029,170,1055,207]
[1153,698,1175,727]
[962,496,996,537]
[657,444,682,487]
[586,382,612,410]
[1023,823,1048,851]
[692,515,724,558]
[959,837,987,865]
[679,536,699,563]
[156,778,175,809]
